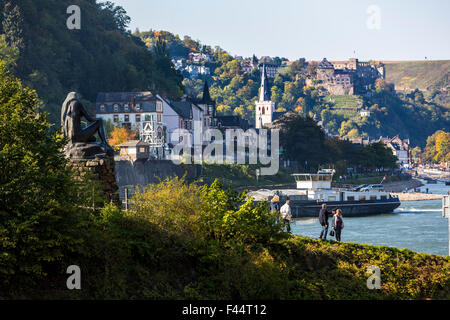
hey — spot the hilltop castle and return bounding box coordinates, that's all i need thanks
[310,58,385,95]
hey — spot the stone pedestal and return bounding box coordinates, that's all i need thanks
[70,156,120,206]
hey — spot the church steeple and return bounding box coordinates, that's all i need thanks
[255,63,275,129]
[259,64,269,102]
[202,80,212,103]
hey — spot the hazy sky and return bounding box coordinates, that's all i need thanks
[112,0,450,61]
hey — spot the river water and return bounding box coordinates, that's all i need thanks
[292,180,449,256]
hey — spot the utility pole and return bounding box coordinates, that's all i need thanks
[443,195,450,256]
[124,188,128,211]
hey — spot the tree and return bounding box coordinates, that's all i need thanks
[2,2,24,51]
[422,130,450,163]
[273,112,328,170]
[410,146,422,162]
[99,1,131,32]
[434,131,450,162]
[108,126,136,149]
[0,34,18,70]
[0,64,91,286]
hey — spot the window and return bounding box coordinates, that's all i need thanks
[139,147,146,153]
[156,101,162,112]
[145,114,151,121]
[124,114,129,122]
[114,104,119,112]
[380,195,387,200]
[136,114,141,122]
[328,196,336,201]
[113,115,119,123]
[124,104,129,111]
[135,103,141,110]
[347,196,355,201]
[359,196,366,201]
[100,104,105,111]
[157,114,161,122]
[370,196,377,201]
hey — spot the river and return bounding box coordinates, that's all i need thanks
[292,180,449,256]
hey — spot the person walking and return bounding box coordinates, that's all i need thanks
[332,209,344,242]
[270,195,280,213]
[280,199,292,233]
[318,203,333,240]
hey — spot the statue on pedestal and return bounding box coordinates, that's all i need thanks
[61,92,114,159]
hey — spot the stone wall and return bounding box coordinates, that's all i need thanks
[115,159,201,188]
[70,156,120,205]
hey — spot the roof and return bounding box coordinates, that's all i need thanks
[191,81,216,106]
[318,58,334,69]
[96,91,153,102]
[117,140,150,147]
[201,81,214,104]
[95,92,158,113]
[259,64,270,102]
[168,101,192,119]
[216,116,249,129]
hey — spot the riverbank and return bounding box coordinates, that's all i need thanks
[382,178,423,192]
[392,192,444,201]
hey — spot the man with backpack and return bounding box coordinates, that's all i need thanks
[280,199,292,233]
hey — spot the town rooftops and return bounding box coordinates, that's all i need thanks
[95,91,159,114]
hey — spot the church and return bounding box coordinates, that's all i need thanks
[255,64,286,129]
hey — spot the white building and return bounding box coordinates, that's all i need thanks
[162,82,217,148]
[95,92,165,157]
[189,52,213,63]
[379,136,410,166]
[258,63,279,78]
[360,109,371,117]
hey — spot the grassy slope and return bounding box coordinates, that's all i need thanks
[35,234,450,300]
[384,60,450,91]
[324,95,363,109]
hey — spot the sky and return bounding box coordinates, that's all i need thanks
[112,0,450,61]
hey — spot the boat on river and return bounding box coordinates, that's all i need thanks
[249,169,401,218]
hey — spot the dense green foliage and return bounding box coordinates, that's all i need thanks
[0,0,183,124]
[200,163,295,188]
[275,113,398,172]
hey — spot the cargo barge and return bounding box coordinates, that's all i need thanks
[249,169,401,218]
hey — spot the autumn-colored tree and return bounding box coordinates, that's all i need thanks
[422,130,450,163]
[434,131,450,162]
[108,126,136,149]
